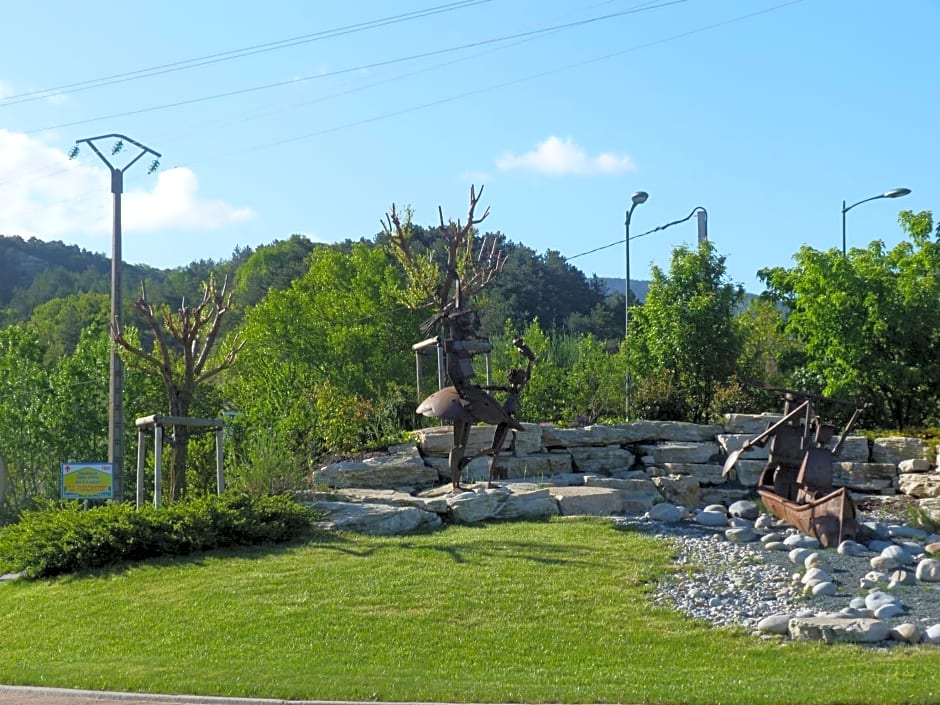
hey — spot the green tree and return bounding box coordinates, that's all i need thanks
[760,210,940,428]
[233,235,316,311]
[112,276,243,501]
[627,241,744,423]
[226,243,423,461]
[0,325,54,513]
[28,292,110,364]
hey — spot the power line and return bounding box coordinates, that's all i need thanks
[23,0,687,135]
[231,0,802,155]
[0,0,493,108]
[3,0,803,223]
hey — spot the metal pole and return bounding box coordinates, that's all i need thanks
[842,199,847,256]
[696,208,708,243]
[74,134,161,503]
[110,169,124,502]
[624,207,632,420]
[624,208,632,341]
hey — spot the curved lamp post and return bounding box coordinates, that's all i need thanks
[624,191,648,419]
[624,191,649,338]
[842,188,911,255]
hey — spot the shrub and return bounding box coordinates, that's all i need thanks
[0,493,317,579]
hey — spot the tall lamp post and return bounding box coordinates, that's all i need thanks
[624,191,648,419]
[74,134,161,502]
[842,188,911,255]
[624,191,649,339]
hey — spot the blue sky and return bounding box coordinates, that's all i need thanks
[0,0,936,293]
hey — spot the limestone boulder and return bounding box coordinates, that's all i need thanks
[833,462,896,493]
[829,436,870,463]
[414,425,510,457]
[731,459,765,488]
[569,445,634,474]
[446,487,508,523]
[651,474,699,507]
[788,615,891,643]
[492,487,560,520]
[898,458,932,474]
[462,453,572,483]
[898,472,940,499]
[584,477,662,514]
[513,422,543,455]
[334,488,432,509]
[314,501,442,535]
[716,434,770,460]
[313,449,438,490]
[615,420,723,443]
[549,486,627,516]
[919,498,940,523]
[636,441,719,465]
[872,437,930,465]
[723,413,782,435]
[656,462,725,486]
[540,425,623,448]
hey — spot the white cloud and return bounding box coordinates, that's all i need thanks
[124,168,253,230]
[496,136,636,176]
[0,129,252,241]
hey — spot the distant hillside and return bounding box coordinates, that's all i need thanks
[601,275,758,308]
[0,234,228,325]
[599,277,650,303]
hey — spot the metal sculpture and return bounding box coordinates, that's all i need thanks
[723,386,868,547]
[415,281,534,489]
[384,186,534,490]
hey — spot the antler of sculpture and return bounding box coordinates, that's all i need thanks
[384,185,505,313]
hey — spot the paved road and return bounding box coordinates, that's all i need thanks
[0,687,371,705]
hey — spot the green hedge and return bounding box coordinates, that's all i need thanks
[0,493,317,579]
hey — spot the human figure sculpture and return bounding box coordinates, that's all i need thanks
[415,276,534,490]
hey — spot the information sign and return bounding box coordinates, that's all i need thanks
[61,462,113,500]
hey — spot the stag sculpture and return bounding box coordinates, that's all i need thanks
[384,186,534,490]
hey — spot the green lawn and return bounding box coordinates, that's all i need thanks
[0,517,936,704]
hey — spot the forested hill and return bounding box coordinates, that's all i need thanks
[0,232,631,340]
[0,234,250,325]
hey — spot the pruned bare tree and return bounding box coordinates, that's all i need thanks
[111,274,244,501]
[383,185,506,313]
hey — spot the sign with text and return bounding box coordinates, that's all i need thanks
[61,462,113,500]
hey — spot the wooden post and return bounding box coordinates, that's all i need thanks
[153,425,163,508]
[136,428,146,509]
[215,429,224,494]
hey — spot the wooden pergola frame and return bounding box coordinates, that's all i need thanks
[134,414,224,508]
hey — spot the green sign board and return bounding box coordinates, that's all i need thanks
[61,463,113,500]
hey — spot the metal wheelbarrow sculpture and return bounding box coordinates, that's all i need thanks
[722,386,869,547]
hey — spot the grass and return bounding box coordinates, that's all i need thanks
[0,517,937,704]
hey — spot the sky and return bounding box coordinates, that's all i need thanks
[0,0,936,294]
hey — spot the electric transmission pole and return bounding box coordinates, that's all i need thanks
[73,134,161,502]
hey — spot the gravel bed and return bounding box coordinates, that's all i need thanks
[619,502,940,639]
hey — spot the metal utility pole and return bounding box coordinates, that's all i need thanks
[695,207,708,243]
[75,134,161,502]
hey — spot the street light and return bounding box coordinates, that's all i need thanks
[842,187,911,255]
[624,191,648,420]
[624,191,649,338]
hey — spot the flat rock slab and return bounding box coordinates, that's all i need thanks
[314,501,442,535]
[788,615,891,643]
[549,486,627,516]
